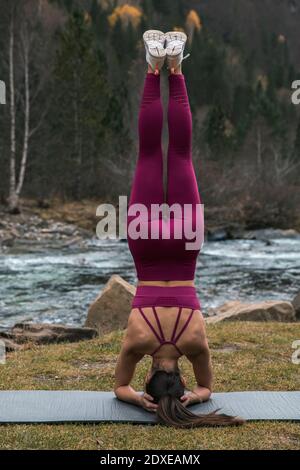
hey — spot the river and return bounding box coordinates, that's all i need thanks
[0,232,299,329]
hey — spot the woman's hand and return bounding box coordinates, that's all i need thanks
[180,386,211,407]
[139,392,158,413]
[180,391,202,407]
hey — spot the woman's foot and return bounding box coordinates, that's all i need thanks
[143,29,166,75]
[165,31,190,74]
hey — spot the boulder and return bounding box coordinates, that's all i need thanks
[206,300,296,324]
[0,336,25,352]
[207,223,246,241]
[85,274,136,334]
[244,228,300,240]
[207,227,228,242]
[292,292,300,320]
[0,323,98,351]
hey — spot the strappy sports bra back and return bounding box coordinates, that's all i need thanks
[138,306,195,356]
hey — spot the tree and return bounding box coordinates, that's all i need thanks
[231,84,254,146]
[5,0,56,212]
[204,100,236,157]
[53,9,110,199]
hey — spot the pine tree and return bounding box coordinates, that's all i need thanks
[231,84,254,145]
[53,9,110,199]
[204,100,235,157]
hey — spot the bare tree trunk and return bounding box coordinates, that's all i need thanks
[8,8,18,212]
[16,28,30,197]
[271,144,300,183]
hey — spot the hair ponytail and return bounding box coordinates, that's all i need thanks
[146,369,245,428]
[156,394,244,428]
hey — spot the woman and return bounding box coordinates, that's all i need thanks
[114,30,244,428]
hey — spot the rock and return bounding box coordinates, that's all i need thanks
[243,228,300,240]
[1,236,15,247]
[37,199,51,209]
[0,330,23,352]
[8,206,21,215]
[85,274,136,334]
[292,293,300,320]
[0,337,23,352]
[205,307,220,317]
[206,223,246,241]
[207,228,228,242]
[226,224,246,239]
[0,323,98,350]
[206,300,296,323]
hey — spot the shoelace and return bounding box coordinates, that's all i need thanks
[182,53,190,61]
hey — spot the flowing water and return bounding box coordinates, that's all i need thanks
[0,233,299,329]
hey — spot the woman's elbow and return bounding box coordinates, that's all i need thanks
[113,385,121,398]
[199,386,212,402]
[114,384,127,399]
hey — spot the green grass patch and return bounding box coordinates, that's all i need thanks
[0,322,300,450]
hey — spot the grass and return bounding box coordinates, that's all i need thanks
[0,322,300,450]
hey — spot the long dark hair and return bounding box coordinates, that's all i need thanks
[146,369,245,428]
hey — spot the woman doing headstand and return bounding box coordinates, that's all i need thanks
[114,30,244,428]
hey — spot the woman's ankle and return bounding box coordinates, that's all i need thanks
[169,65,182,75]
[147,65,161,75]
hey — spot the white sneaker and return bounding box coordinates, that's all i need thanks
[143,30,166,75]
[164,31,190,73]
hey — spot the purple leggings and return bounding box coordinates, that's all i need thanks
[127,72,202,282]
[128,72,201,210]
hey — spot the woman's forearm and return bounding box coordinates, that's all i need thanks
[114,385,142,407]
[192,386,212,402]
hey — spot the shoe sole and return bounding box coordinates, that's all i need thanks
[147,45,166,58]
[165,31,187,46]
[143,29,165,45]
[166,44,183,57]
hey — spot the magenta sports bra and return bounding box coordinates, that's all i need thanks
[138,306,195,356]
[131,285,201,357]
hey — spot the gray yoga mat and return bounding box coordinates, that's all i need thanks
[0,390,299,423]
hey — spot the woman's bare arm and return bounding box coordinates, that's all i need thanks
[114,340,144,406]
[114,312,158,411]
[184,341,213,405]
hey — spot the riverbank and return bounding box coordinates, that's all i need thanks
[0,322,300,450]
[0,200,94,253]
[0,199,102,238]
[1,198,300,246]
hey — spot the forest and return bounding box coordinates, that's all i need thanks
[0,0,300,229]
